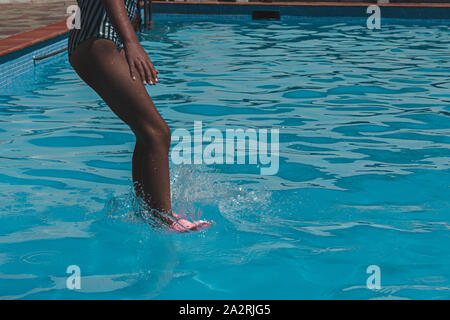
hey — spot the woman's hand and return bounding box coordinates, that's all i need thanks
[123,41,158,85]
[100,1,155,85]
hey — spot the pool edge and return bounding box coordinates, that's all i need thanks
[0,1,450,62]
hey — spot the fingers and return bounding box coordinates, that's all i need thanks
[141,60,152,85]
[134,60,146,84]
[139,58,158,85]
[149,59,159,78]
[127,56,159,85]
[146,60,158,84]
[152,64,159,82]
[128,61,137,81]
[136,58,158,85]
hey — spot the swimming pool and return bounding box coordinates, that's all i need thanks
[0,16,449,299]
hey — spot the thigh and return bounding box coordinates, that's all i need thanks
[69,38,166,138]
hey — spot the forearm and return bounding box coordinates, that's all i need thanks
[101,0,138,45]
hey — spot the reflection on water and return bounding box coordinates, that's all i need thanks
[0,17,449,299]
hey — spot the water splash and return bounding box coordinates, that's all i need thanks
[104,164,273,231]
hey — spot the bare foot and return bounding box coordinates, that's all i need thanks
[169,212,212,233]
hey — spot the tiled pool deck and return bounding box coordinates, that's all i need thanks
[0,1,76,40]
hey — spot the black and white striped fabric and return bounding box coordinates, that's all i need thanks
[68,0,138,56]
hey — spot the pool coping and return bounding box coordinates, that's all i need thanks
[0,1,450,60]
[165,1,450,8]
[0,20,67,59]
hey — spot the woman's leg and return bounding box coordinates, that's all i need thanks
[70,38,172,217]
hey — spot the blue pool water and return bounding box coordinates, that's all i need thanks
[0,17,449,299]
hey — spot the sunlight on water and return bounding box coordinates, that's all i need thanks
[0,17,449,299]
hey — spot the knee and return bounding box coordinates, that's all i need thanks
[138,122,171,150]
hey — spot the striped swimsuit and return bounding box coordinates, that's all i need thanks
[68,0,138,56]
